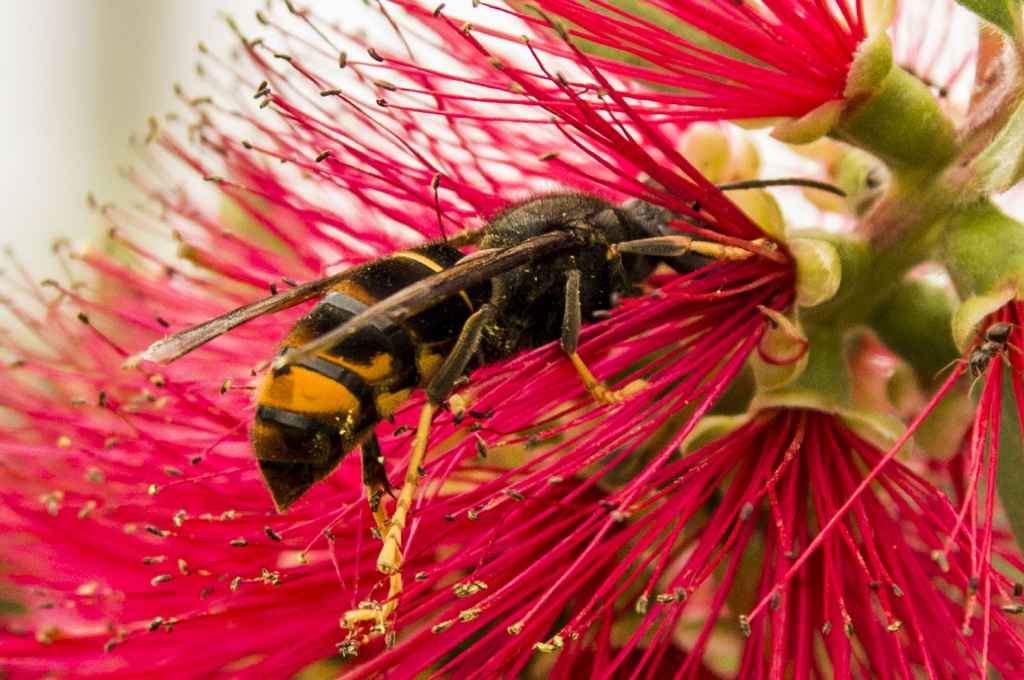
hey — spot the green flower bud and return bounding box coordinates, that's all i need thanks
[843,32,893,100]
[833,148,888,215]
[952,287,1018,352]
[750,307,809,390]
[751,325,849,413]
[870,277,958,385]
[678,123,731,182]
[790,238,842,307]
[681,414,749,455]
[839,409,910,456]
[723,135,761,182]
[770,100,844,145]
[729,188,786,240]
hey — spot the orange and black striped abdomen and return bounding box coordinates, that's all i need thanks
[252,243,481,510]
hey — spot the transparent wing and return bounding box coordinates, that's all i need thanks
[133,272,349,365]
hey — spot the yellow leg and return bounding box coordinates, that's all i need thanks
[342,402,435,641]
[341,571,402,643]
[378,402,434,574]
[568,352,647,405]
[341,306,491,644]
[561,269,647,406]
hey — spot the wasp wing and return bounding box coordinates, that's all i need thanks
[272,230,586,373]
[132,272,349,365]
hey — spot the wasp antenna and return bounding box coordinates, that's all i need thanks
[717,178,846,197]
[456,247,501,265]
[431,173,449,243]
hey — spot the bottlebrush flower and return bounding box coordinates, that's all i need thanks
[354,409,1024,678]
[927,301,1024,645]
[0,2,789,677]
[497,0,867,121]
[1,1,1024,679]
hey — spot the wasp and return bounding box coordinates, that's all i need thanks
[135,181,840,639]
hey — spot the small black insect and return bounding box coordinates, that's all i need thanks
[969,322,1014,377]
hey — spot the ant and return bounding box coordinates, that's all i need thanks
[961,322,1021,397]
[935,322,1020,397]
[968,322,1014,377]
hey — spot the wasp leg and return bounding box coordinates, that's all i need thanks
[561,269,647,406]
[360,432,392,541]
[343,432,398,640]
[343,305,494,639]
[613,234,761,261]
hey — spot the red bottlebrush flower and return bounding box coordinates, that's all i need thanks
[347,410,1024,678]
[924,301,1024,662]
[497,0,867,120]
[0,3,792,677]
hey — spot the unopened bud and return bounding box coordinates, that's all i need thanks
[770,100,843,145]
[790,238,841,307]
[751,307,809,389]
[843,32,893,100]
[728,188,786,240]
[678,123,731,183]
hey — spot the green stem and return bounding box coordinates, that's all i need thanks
[868,279,959,388]
[835,67,957,176]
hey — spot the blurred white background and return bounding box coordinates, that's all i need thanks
[0,1,264,277]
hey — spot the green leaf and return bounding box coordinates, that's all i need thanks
[997,367,1024,553]
[956,0,1021,38]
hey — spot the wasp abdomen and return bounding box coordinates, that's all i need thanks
[252,243,481,510]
